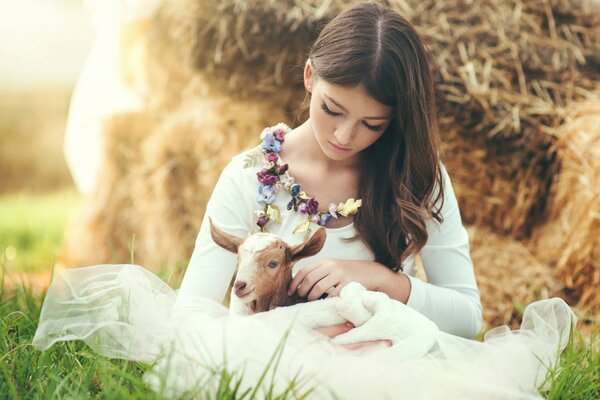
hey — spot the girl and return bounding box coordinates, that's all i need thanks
[34,3,575,397]
[174,1,483,342]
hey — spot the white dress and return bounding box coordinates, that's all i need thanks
[33,124,577,399]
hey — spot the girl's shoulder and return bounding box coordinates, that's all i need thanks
[222,122,292,181]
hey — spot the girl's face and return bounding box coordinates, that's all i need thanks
[304,61,394,166]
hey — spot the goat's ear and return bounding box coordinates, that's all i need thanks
[289,227,326,261]
[209,217,244,254]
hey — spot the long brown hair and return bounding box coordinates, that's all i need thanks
[305,1,445,271]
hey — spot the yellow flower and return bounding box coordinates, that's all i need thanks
[266,204,281,223]
[293,219,310,234]
[337,198,362,216]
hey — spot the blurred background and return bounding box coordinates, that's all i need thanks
[0,0,599,333]
[0,0,92,281]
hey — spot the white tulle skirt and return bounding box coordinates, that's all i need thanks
[33,264,577,399]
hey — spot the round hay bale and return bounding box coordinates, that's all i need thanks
[144,0,341,103]
[528,97,600,312]
[63,112,156,267]
[142,0,600,238]
[130,96,289,271]
[439,119,558,239]
[466,224,561,329]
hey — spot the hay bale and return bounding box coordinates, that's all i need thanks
[419,0,600,237]
[64,89,290,271]
[466,225,561,329]
[143,0,600,238]
[63,112,156,267]
[131,96,289,271]
[439,119,559,238]
[528,97,600,311]
[144,0,337,103]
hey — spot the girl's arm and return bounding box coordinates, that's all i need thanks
[173,155,254,314]
[382,163,483,339]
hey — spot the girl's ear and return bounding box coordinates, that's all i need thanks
[209,217,244,254]
[289,227,326,262]
[304,59,314,93]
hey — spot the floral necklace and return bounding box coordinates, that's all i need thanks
[244,122,362,239]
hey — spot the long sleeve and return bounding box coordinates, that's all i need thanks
[173,154,255,313]
[404,163,483,339]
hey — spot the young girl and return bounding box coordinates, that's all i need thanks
[173,1,482,341]
[34,3,576,397]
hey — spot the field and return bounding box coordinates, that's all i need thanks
[0,190,598,399]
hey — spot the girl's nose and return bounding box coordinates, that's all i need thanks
[334,122,356,146]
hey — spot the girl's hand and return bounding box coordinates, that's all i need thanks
[287,259,388,300]
[314,321,392,350]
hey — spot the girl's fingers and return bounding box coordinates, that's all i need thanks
[295,267,329,298]
[313,321,354,338]
[306,275,339,301]
[339,340,392,350]
[326,281,347,298]
[288,263,320,296]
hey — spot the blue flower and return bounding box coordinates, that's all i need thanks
[262,132,282,152]
[318,214,332,226]
[257,184,276,204]
[290,183,301,198]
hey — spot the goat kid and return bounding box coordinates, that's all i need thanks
[209,217,326,315]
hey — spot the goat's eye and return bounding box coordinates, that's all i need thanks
[268,260,278,268]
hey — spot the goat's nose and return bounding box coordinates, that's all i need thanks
[234,280,247,296]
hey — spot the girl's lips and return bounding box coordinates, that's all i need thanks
[329,141,351,152]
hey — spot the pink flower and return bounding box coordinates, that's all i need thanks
[274,129,285,142]
[284,176,295,190]
[328,203,338,218]
[277,163,289,175]
[298,203,308,215]
[266,152,279,163]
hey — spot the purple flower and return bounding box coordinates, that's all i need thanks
[266,152,279,163]
[306,197,319,214]
[287,198,296,211]
[262,132,282,152]
[298,203,308,215]
[257,184,276,204]
[257,216,268,228]
[273,129,285,142]
[290,184,301,198]
[318,214,332,226]
[257,170,278,186]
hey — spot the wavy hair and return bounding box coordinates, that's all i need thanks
[304,1,445,271]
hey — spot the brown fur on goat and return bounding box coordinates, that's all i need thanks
[209,217,326,313]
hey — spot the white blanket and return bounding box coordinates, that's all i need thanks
[33,264,577,399]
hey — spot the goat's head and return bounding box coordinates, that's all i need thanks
[208,217,327,313]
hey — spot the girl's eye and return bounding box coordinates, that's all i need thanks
[321,102,385,132]
[268,260,278,268]
[320,102,341,117]
[364,122,384,132]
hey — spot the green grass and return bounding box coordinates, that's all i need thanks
[0,190,598,399]
[0,188,81,273]
[0,277,315,399]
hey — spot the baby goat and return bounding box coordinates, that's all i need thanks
[208,217,326,315]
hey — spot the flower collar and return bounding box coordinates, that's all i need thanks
[249,123,362,239]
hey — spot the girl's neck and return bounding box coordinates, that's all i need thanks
[286,119,361,173]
